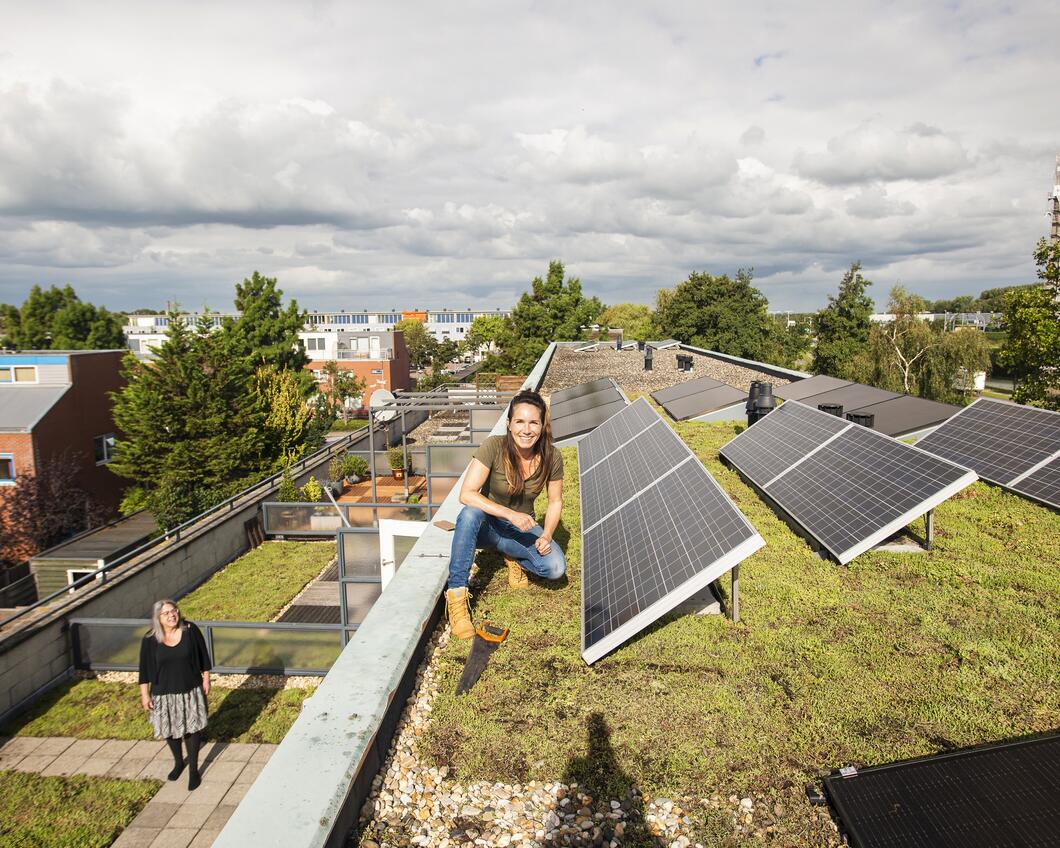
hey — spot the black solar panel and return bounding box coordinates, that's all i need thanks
[1010,455,1060,509]
[550,385,623,419]
[846,395,960,438]
[720,401,976,564]
[718,401,849,488]
[552,399,628,443]
[579,398,764,664]
[825,734,1060,848]
[766,425,974,562]
[651,376,726,405]
[795,383,902,413]
[916,398,1060,488]
[661,385,747,421]
[774,375,853,401]
[551,377,615,405]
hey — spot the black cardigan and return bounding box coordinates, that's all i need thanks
[138,621,212,696]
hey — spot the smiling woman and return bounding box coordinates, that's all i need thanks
[444,389,566,640]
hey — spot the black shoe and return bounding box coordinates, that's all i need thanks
[188,769,201,791]
[167,762,186,781]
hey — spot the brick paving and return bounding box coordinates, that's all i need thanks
[0,735,275,848]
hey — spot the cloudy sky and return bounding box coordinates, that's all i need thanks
[1,1,1058,313]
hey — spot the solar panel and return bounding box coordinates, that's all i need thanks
[551,377,616,405]
[774,375,853,401]
[579,398,765,664]
[660,385,747,421]
[718,401,849,488]
[1011,455,1060,508]
[646,339,680,349]
[824,733,1060,848]
[793,383,902,413]
[915,399,1060,505]
[719,401,976,564]
[552,400,628,443]
[550,385,623,419]
[845,395,960,438]
[651,376,726,405]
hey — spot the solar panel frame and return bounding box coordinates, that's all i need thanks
[774,375,853,401]
[578,398,764,665]
[552,399,629,443]
[550,385,623,419]
[792,383,902,413]
[1009,455,1060,509]
[661,385,748,421]
[650,376,726,405]
[915,398,1060,488]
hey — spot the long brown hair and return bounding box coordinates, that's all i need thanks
[502,390,555,497]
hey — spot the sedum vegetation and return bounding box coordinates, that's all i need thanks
[422,415,1060,845]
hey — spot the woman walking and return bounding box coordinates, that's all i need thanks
[138,599,212,790]
[446,389,566,638]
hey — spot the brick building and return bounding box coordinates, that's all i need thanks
[0,351,127,526]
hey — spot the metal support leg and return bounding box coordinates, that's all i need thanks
[925,509,934,551]
[369,411,377,505]
[402,411,409,500]
[731,564,740,624]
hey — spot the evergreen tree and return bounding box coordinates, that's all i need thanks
[652,269,774,359]
[493,261,602,374]
[52,301,126,349]
[110,313,266,528]
[812,262,874,377]
[394,319,438,369]
[223,271,309,375]
[255,365,321,465]
[2,284,125,350]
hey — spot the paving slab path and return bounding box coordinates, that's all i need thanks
[0,735,276,848]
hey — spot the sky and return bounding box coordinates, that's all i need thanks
[1,1,1058,314]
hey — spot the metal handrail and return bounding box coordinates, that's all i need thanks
[0,427,380,630]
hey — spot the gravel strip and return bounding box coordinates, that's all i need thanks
[540,347,793,399]
[82,669,320,690]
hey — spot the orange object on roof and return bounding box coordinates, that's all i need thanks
[401,311,427,323]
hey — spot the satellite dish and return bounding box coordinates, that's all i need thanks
[370,389,396,422]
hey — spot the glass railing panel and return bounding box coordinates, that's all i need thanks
[262,504,344,535]
[427,445,477,474]
[210,626,342,672]
[427,476,459,500]
[394,535,418,570]
[471,409,502,432]
[73,622,146,668]
[344,583,383,624]
[339,531,382,579]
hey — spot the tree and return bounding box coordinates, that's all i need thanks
[921,327,992,403]
[463,315,505,357]
[433,339,460,368]
[998,238,1060,409]
[255,365,321,465]
[596,303,654,343]
[319,362,364,421]
[110,313,266,529]
[493,260,603,374]
[0,452,107,567]
[1,284,125,350]
[872,287,938,394]
[222,271,309,376]
[812,262,875,378]
[652,269,774,359]
[394,318,438,370]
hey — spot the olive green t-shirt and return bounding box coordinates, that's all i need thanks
[473,435,564,516]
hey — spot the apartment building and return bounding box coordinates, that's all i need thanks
[0,350,126,517]
[299,329,411,406]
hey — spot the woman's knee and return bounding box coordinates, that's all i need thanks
[544,546,566,580]
[455,505,486,528]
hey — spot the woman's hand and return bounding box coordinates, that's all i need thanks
[509,511,537,532]
[141,693,154,711]
[535,535,552,555]
[202,674,211,697]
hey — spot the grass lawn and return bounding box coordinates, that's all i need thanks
[422,414,1060,845]
[179,540,334,621]
[0,771,158,848]
[1,680,311,744]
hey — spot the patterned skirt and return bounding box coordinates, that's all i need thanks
[150,687,208,739]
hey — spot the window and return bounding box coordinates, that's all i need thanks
[371,368,383,375]
[305,337,326,352]
[127,339,141,352]
[0,366,38,383]
[377,313,401,324]
[457,313,474,323]
[0,454,14,484]
[94,433,116,464]
[332,314,351,324]
[157,317,169,327]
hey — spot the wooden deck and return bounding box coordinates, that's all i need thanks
[336,475,427,504]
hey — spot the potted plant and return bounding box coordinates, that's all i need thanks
[387,447,407,480]
[327,457,345,492]
[343,454,369,484]
[300,476,323,502]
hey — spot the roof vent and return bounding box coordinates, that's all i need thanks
[847,412,875,429]
[819,403,844,417]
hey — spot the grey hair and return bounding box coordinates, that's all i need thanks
[150,599,183,643]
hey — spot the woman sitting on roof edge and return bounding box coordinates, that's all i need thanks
[445,389,566,639]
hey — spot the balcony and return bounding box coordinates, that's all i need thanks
[334,348,394,360]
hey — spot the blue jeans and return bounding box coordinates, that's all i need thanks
[447,505,566,590]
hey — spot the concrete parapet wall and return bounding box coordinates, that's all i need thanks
[679,344,809,381]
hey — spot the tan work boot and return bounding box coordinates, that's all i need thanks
[445,588,475,640]
[506,557,529,589]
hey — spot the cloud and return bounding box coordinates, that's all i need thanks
[795,123,972,185]
[845,184,916,219]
